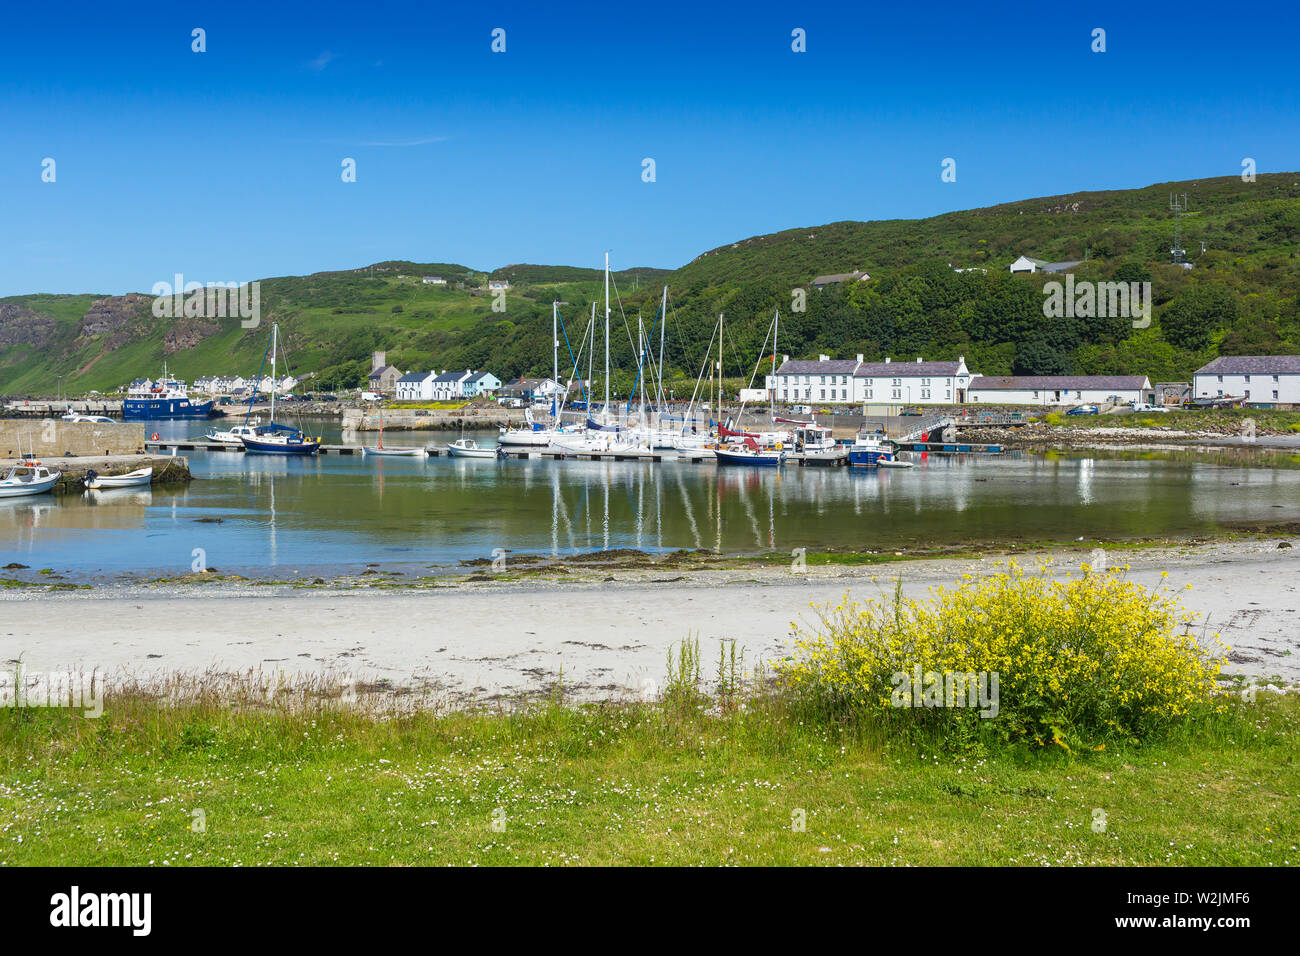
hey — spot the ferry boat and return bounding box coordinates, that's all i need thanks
[122,375,217,421]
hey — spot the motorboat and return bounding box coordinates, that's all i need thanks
[206,420,261,444]
[848,429,901,467]
[61,413,117,424]
[84,466,153,489]
[446,438,497,458]
[0,461,61,497]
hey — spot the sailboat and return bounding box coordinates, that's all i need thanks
[500,301,588,446]
[713,309,788,467]
[239,324,323,455]
[362,406,427,457]
[549,254,641,453]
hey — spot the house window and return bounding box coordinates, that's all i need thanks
[1245,374,1251,382]
[866,378,873,386]
[1217,375,1223,383]
[841,389,848,400]
[892,378,901,387]
[1245,389,1251,398]
[921,377,930,386]
[1273,390,1279,400]
[1273,375,1279,382]
[891,389,901,400]
[819,389,825,399]
[1033,391,1039,399]
[921,389,930,399]
[820,376,826,384]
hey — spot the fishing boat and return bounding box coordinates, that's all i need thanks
[205,420,261,444]
[446,437,497,459]
[0,461,61,497]
[122,367,218,420]
[362,407,426,457]
[237,324,322,456]
[84,466,153,489]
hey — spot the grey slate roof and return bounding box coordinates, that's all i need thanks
[433,370,468,383]
[465,370,496,383]
[968,375,1148,390]
[855,361,963,377]
[1195,355,1300,375]
[774,359,861,375]
[397,371,434,383]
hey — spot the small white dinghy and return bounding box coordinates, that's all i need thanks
[0,461,61,498]
[876,458,915,469]
[84,466,153,489]
[446,438,497,459]
[361,445,428,457]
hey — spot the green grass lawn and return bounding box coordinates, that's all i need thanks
[1,688,1295,866]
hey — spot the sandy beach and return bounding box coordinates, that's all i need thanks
[3,537,1298,704]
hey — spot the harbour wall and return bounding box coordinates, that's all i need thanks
[0,420,146,458]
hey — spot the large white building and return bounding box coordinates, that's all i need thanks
[965,375,1150,406]
[765,355,972,405]
[1193,356,1300,406]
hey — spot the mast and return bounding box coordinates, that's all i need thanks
[603,252,611,419]
[270,323,277,424]
[658,285,667,412]
[552,300,559,389]
[638,311,645,425]
[771,310,780,425]
[588,302,595,410]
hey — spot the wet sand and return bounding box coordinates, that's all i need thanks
[3,539,1297,703]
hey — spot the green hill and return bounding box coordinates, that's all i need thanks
[3,173,1298,395]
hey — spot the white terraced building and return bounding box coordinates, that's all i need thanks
[765,355,972,405]
[965,375,1151,406]
[1193,355,1300,406]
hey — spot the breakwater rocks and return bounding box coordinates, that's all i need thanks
[961,422,1292,448]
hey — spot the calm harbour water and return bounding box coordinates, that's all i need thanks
[5,419,1300,579]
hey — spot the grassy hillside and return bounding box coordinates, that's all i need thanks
[3,173,1298,395]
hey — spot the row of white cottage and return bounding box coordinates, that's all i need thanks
[393,369,503,401]
[764,354,1300,407]
[763,355,1155,407]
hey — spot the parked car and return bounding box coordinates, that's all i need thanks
[1066,405,1099,415]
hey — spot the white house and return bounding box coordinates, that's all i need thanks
[431,370,470,401]
[767,355,861,404]
[422,276,447,285]
[855,357,972,405]
[395,371,437,401]
[765,355,972,406]
[1193,356,1300,406]
[500,377,564,404]
[965,375,1151,406]
[1009,255,1085,275]
[487,279,510,292]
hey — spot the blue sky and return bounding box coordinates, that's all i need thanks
[2,0,1296,295]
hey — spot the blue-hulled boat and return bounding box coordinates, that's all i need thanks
[240,422,320,455]
[122,375,217,420]
[236,323,320,455]
[848,429,900,467]
[714,438,785,467]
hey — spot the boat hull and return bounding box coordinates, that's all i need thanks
[0,474,60,497]
[447,446,497,459]
[849,449,895,467]
[85,468,153,489]
[362,447,427,457]
[714,449,783,467]
[123,397,217,420]
[241,437,320,455]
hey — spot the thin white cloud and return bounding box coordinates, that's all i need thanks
[307,50,334,71]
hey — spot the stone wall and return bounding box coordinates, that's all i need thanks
[0,419,145,458]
